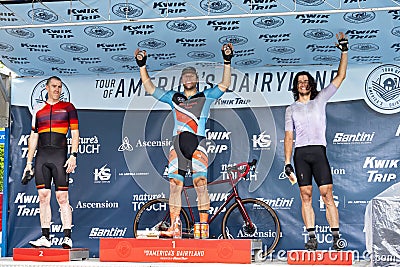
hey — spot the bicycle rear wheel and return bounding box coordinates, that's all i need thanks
[221,198,281,258]
[133,198,191,238]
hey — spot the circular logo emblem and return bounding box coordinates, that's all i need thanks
[27,8,58,23]
[200,0,232,13]
[267,46,295,54]
[31,79,70,111]
[187,51,215,59]
[88,66,115,73]
[0,43,13,52]
[38,55,65,64]
[19,68,44,77]
[138,38,166,49]
[166,20,197,32]
[218,35,248,46]
[304,29,333,40]
[364,64,400,114]
[391,26,400,37]
[160,61,178,67]
[112,3,143,18]
[6,28,35,39]
[111,55,135,63]
[115,241,132,258]
[350,43,379,52]
[84,26,114,38]
[343,12,375,24]
[253,16,284,29]
[313,55,340,63]
[235,58,262,66]
[60,43,88,53]
[295,0,324,6]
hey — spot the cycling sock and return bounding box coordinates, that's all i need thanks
[42,228,50,240]
[331,227,339,238]
[307,227,316,238]
[64,229,71,238]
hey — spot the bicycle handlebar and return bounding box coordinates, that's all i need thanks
[248,159,257,167]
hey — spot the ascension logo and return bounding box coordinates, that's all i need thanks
[60,43,88,53]
[200,0,231,13]
[166,20,196,32]
[30,79,70,112]
[253,16,284,29]
[364,64,400,114]
[343,12,375,24]
[6,28,35,39]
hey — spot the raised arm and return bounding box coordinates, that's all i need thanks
[218,43,233,92]
[331,32,348,89]
[134,49,156,95]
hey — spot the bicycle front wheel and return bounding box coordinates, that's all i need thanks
[222,198,281,258]
[133,198,190,238]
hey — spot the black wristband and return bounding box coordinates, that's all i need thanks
[71,152,78,158]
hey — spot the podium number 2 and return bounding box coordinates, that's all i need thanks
[39,250,44,256]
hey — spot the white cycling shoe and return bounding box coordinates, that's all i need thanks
[29,236,51,248]
[61,237,73,249]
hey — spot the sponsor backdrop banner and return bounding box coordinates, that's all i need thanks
[0,1,400,77]
[6,63,400,258]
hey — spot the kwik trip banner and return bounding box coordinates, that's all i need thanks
[7,63,400,259]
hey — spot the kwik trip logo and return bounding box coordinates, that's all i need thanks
[364,64,400,114]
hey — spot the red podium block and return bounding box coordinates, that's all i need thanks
[100,238,252,263]
[287,250,353,265]
[13,248,89,262]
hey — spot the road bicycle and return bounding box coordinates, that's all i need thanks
[133,159,281,259]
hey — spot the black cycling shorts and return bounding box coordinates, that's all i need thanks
[34,147,69,191]
[168,131,208,182]
[293,145,332,187]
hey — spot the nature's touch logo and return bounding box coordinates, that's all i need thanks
[364,64,400,114]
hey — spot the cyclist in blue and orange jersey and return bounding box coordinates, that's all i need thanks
[284,32,348,251]
[23,76,79,249]
[135,43,233,236]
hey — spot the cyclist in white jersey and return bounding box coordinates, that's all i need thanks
[284,32,348,251]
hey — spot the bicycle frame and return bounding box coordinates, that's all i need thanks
[180,160,256,230]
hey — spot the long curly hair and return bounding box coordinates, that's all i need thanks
[292,71,319,101]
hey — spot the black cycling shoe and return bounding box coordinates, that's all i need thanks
[305,237,318,251]
[332,237,346,251]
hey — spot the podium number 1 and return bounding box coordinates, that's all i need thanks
[172,241,176,248]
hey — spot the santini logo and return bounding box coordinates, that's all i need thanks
[333,132,375,144]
